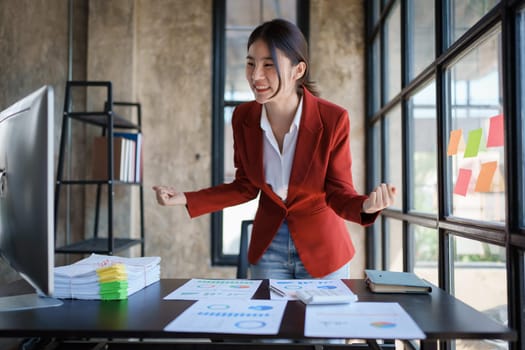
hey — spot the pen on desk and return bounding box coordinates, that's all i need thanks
[269,285,287,297]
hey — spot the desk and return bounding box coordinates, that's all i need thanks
[0,279,516,349]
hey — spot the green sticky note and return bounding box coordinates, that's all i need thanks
[100,290,128,300]
[464,128,482,158]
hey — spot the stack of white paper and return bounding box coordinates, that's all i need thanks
[54,253,161,300]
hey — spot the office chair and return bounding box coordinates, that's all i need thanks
[236,220,253,279]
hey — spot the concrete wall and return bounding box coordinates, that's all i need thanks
[310,0,367,277]
[0,0,70,282]
[0,0,367,284]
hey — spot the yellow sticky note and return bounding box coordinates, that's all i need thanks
[475,161,498,192]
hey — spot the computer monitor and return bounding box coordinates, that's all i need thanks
[0,85,62,311]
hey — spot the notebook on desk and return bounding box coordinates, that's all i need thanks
[365,269,432,294]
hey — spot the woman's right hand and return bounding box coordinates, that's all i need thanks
[152,185,187,206]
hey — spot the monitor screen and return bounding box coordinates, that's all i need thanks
[0,85,62,311]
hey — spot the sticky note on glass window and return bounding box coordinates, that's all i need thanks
[463,128,483,158]
[447,129,463,156]
[475,161,498,192]
[454,168,472,196]
[486,114,504,147]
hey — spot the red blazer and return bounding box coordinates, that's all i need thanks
[185,88,378,277]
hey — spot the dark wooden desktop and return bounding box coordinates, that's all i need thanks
[0,279,516,350]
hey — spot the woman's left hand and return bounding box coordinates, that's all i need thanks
[362,183,396,214]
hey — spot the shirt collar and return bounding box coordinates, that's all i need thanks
[260,96,304,133]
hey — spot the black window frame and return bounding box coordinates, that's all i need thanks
[365,1,525,349]
[211,0,310,266]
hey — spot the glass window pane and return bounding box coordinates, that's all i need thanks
[386,218,403,271]
[385,104,403,210]
[372,215,383,268]
[409,80,437,214]
[262,0,296,22]
[372,35,381,114]
[372,121,382,186]
[408,0,435,80]
[385,0,401,102]
[222,106,259,255]
[412,224,438,286]
[222,200,258,255]
[227,0,262,27]
[371,0,381,27]
[452,235,508,350]
[225,30,252,101]
[222,0,299,256]
[447,29,505,222]
[518,9,525,227]
[449,0,499,46]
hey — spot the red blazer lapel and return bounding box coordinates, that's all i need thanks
[240,102,281,205]
[287,89,323,200]
[240,103,265,187]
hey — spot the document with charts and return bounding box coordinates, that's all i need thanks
[269,279,357,301]
[163,279,262,300]
[305,302,425,339]
[164,298,287,334]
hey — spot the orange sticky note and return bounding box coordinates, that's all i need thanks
[486,114,504,147]
[447,129,462,156]
[475,161,498,192]
[454,168,472,196]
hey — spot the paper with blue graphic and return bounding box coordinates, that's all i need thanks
[164,298,287,334]
[163,279,262,300]
[269,279,356,300]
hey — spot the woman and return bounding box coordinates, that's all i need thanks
[153,19,396,280]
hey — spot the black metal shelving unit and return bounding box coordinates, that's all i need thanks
[54,81,145,256]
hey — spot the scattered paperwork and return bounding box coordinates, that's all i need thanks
[54,253,161,300]
[304,302,425,339]
[269,279,357,301]
[164,278,262,300]
[164,298,287,334]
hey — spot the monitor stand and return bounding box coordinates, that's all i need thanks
[0,293,63,312]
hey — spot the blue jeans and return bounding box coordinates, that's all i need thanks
[250,220,350,280]
[249,221,349,344]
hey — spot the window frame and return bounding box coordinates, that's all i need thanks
[211,0,310,266]
[365,1,525,349]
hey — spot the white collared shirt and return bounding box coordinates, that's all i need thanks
[260,97,303,201]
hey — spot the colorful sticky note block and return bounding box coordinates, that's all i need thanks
[447,129,463,156]
[454,168,472,196]
[463,128,483,158]
[475,161,498,192]
[486,114,504,148]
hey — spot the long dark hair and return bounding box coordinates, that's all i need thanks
[247,18,319,97]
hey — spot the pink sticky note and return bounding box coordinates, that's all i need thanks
[454,168,472,196]
[486,114,504,147]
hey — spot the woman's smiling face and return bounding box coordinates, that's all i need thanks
[245,39,304,105]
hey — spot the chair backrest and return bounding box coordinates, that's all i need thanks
[236,220,254,279]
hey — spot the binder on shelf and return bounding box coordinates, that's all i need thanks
[114,132,143,182]
[365,269,432,294]
[92,134,141,182]
[92,136,125,181]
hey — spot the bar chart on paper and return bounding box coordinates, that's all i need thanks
[164,299,287,334]
[163,279,262,300]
